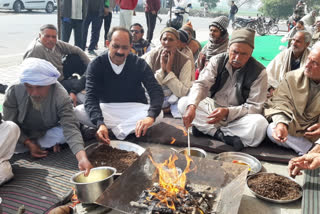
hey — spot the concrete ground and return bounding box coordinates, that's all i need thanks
[0,12,302,214]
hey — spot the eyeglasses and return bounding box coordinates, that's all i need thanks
[130,30,140,34]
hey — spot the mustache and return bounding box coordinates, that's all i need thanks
[115,53,125,57]
[232,60,241,65]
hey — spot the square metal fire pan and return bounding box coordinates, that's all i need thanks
[95,148,248,214]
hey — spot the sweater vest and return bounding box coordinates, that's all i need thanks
[210,52,265,104]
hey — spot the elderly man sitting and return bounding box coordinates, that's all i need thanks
[267,30,311,96]
[130,23,151,56]
[3,58,92,175]
[24,24,90,106]
[0,114,20,185]
[281,20,305,44]
[300,10,317,30]
[311,18,320,47]
[75,27,164,143]
[179,28,268,151]
[181,21,202,60]
[143,27,193,118]
[265,42,320,155]
[197,16,229,73]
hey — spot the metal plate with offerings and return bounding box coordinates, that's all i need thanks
[213,152,262,176]
[246,172,303,203]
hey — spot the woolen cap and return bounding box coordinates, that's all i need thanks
[178,29,190,43]
[229,28,255,49]
[209,16,229,33]
[181,21,193,32]
[160,27,180,40]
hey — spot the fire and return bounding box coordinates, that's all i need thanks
[170,137,176,144]
[183,129,187,136]
[70,187,80,207]
[148,153,196,210]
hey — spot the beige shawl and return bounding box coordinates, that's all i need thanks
[264,68,320,141]
[266,47,310,89]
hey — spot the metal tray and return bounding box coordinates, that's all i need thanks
[85,141,146,176]
[246,172,303,203]
[213,152,262,176]
[85,140,146,156]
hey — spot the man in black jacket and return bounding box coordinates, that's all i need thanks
[75,27,164,143]
[229,1,238,24]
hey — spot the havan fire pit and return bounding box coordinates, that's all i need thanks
[95,148,249,214]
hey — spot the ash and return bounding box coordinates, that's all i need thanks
[130,183,217,214]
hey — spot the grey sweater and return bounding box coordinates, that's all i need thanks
[3,83,84,155]
[23,39,90,81]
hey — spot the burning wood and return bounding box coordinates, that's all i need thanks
[130,154,216,214]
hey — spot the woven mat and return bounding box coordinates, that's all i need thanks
[0,148,78,214]
[302,168,320,214]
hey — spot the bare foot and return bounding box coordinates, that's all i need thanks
[53,144,61,153]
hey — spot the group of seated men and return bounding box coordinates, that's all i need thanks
[1,15,320,184]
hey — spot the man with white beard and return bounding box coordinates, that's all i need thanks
[3,58,92,175]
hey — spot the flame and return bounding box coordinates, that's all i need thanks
[70,187,80,207]
[183,129,187,136]
[148,153,196,210]
[170,137,176,144]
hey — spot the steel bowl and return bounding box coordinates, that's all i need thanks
[213,152,261,175]
[70,166,116,203]
[246,172,303,203]
[178,147,207,158]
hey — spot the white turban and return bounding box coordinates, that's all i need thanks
[20,58,61,86]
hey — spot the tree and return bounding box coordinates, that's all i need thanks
[259,0,319,19]
[200,0,220,9]
[234,0,256,9]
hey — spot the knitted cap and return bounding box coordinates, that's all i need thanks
[209,16,229,33]
[181,21,193,32]
[229,28,255,49]
[160,27,180,40]
[178,29,189,43]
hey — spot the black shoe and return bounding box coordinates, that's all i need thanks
[0,83,8,94]
[81,126,97,141]
[88,50,98,56]
[224,136,244,151]
[213,129,226,143]
[192,126,204,137]
[213,129,244,151]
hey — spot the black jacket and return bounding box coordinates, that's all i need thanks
[85,51,164,127]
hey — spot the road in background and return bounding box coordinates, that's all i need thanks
[0,11,214,68]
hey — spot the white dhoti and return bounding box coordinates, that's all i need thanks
[267,123,313,155]
[178,97,268,147]
[74,103,163,140]
[119,9,133,29]
[15,126,66,153]
[0,121,20,185]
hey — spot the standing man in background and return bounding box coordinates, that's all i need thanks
[82,0,104,56]
[228,1,238,25]
[103,0,116,47]
[144,0,160,43]
[60,0,88,48]
[117,0,138,29]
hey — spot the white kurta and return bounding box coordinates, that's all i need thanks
[75,103,163,140]
[0,121,20,185]
[178,97,268,147]
[15,126,66,153]
[267,123,313,155]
